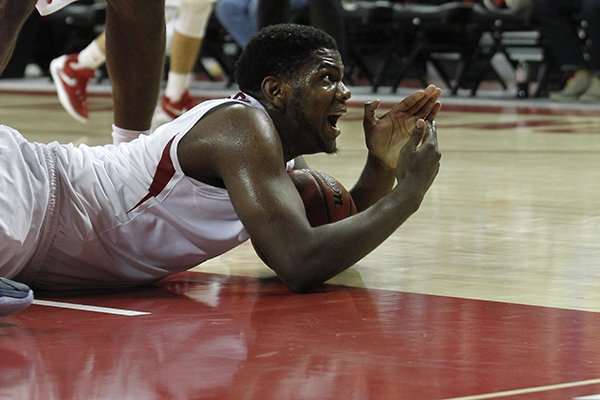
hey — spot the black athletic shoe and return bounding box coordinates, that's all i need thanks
[0,278,34,317]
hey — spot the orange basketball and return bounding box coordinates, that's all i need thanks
[288,169,357,226]
[252,169,357,264]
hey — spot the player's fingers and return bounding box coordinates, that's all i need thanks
[431,121,441,154]
[421,120,436,144]
[363,100,380,122]
[409,119,427,149]
[422,121,441,160]
[426,102,442,122]
[415,86,442,118]
[392,89,427,113]
[392,85,440,116]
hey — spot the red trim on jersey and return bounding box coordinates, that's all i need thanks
[228,92,251,103]
[127,137,176,213]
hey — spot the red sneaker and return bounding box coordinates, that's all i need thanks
[50,53,96,123]
[161,90,201,119]
[483,0,509,10]
[151,90,201,130]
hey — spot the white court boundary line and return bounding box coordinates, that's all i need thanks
[33,300,150,316]
[445,378,600,400]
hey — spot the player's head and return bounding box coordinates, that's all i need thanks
[234,23,339,96]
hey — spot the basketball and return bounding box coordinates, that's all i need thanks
[288,169,357,226]
[252,169,356,264]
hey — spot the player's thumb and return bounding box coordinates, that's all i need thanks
[409,119,426,149]
[363,100,380,121]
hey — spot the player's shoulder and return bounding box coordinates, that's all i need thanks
[214,100,263,118]
[201,99,275,139]
[182,99,277,156]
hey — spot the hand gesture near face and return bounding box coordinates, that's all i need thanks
[362,85,442,169]
[396,119,441,204]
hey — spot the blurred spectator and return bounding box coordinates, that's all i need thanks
[532,0,600,102]
[256,0,347,61]
[215,0,307,48]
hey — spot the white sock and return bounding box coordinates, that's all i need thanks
[164,72,190,101]
[111,124,150,145]
[77,40,106,70]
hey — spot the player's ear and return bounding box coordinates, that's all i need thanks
[262,76,289,110]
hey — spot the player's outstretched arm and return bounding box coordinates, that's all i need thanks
[231,120,440,293]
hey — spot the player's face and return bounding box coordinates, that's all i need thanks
[287,48,351,155]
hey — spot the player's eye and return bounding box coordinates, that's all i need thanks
[322,73,338,86]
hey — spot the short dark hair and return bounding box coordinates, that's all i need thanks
[234,23,338,95]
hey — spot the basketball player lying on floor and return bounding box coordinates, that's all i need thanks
[0,23,441,315]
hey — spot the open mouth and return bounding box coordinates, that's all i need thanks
[326,112,345,136]
[327,114,340,128]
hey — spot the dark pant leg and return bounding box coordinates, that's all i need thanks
[582,0,600,72]
[257,0,291,28]
[532,0,586,70]
[307,0,346,61]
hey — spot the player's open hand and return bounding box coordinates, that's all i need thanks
[395,119,441,203]
[363,85,441,169]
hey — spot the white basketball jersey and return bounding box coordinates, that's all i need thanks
[17,94,275,289]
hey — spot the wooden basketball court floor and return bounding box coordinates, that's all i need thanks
[1,78,600,400]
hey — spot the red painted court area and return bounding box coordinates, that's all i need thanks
[2,271,600,400]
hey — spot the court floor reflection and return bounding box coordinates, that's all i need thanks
[5,272,600,399]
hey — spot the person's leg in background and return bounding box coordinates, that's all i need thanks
[306,0,346,62]
[49,1,215,136]
[257,0,290,28]
[104,0,165,142]
[50,32,106,123]
[215,0,258,48]
[255,0,345,61]
[0,0,38,74]
[217,0,307,48]
[577,0,600,102]
[152,0,215,129]
[532,0,590,101]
